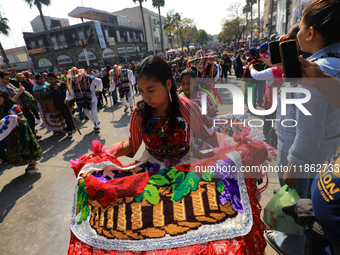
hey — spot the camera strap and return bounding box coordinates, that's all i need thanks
[311,53,340,62]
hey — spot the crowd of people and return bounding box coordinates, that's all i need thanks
[0,0,340,254]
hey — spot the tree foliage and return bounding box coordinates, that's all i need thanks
[152,0,165,52]
[194,29,209,45]
[0,15,11,68]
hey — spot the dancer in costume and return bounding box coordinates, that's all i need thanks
[65,68,101,130]
[45,73,75,138]
[68,55,270,254]
[115,65,134,113]
[87,74,102,130]
[33,74,66,135]
[0,90,43,175]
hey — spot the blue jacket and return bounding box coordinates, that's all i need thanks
[276,42,340,166]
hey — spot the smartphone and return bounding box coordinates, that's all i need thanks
[255,49,261,58]
[269,41,281,64]
[279,40,302,79]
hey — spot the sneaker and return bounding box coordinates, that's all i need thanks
[124,106,129,112]
[35,119,40,125]
[35,135,42,140]
[94,127,100,131]
[67,131,73,138]
[130,107,133,113]
[264,231,286,255]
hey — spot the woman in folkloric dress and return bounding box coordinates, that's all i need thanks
[33,74,66,135]
[68,55,270,254]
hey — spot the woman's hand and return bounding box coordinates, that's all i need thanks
[17,115,26,124]
[18,86,25,95]
[298,56,325,80]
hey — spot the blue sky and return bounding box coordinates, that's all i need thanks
[0,0,263,50]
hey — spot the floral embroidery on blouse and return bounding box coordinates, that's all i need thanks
[142,117,190,158]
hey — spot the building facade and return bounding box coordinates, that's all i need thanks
[0,46,30,72]
[263,0,278,38]
[113,6,170,52]
[23,7,147,72]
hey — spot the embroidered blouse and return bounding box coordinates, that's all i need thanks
[142,117,190,159]
[126,95,216,158]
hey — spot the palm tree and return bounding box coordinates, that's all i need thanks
[246,0,257,42]
[132,0,149,56]
[268,0,275,36]
[0,16,11,68]
[23,0,57,67]
[285,0,290,33]
[258,0,260,40]
[152,0,165,53]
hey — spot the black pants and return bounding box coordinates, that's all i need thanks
[0,140,7,162]
[57,105,74,132]
[221,66,229,79]
[236,65,243,78]
[23,108,35,134]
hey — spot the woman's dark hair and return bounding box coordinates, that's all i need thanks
[0,70,10,79]
[303,0,340,46]
[179,68,196,83]
[136,55,180,131]
[46,72,57,78]
[286,23,300,39]
[0,90,14,117]
[35,74,43,81]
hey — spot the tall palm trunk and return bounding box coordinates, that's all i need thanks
[139,0,148,55]
[258,0,260,40]
[158,5,164,53]
[250,4,253,42]
[285,0,290,33]
[268,0,275,36]
[37,2,56,67]
[0,41,11,68]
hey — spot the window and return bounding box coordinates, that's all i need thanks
[78,31,85,40]
[38,39,44,47]
[58,35,67,48]
[30,41,37,49]
[51,37,59,50]
[104,29,109,42]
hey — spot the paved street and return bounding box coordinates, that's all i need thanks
[0,75,280,255]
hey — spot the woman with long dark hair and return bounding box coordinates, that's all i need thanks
[0,90,43,175]
[68,55,270,255]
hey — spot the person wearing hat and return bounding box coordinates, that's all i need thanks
[220,51,232,82]
[257,43,270,59]
[13,73,34,95]
[45,73,75,138]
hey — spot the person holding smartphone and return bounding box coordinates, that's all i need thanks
[265,1,340,255]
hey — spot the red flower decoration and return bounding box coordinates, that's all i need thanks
[85,185,97,198]
[166,128,186,147]
[144,133,163,149]
[100,188,118,208]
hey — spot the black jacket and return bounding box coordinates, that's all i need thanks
[45,82,68,109]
